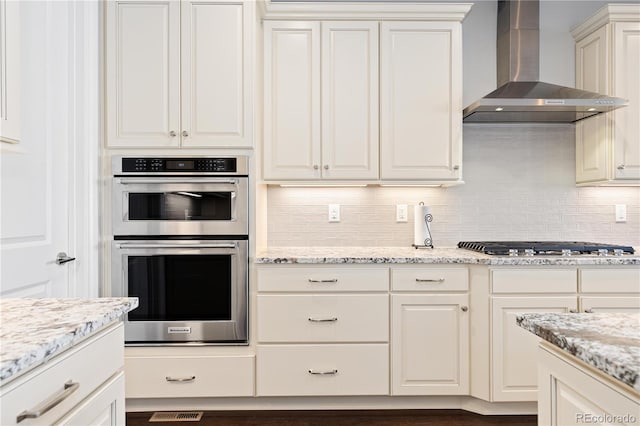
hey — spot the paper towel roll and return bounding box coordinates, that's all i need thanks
[413,204,433,247]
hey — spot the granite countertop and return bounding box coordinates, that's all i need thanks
[255,246,640,265]
[0,297,138,385]
[517,313,640,391]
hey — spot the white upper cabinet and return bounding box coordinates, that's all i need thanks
[263,21,378,180]
[261,3,469,183]
[106,0,253,149]
[573,5,640,185]
[380,22,462,181]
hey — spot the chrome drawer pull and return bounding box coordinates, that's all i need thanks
[308,317,338,322]
[308,369,338,375]
[17,381,79,423]
[166,376,196,383]
[415,278,445,283]
[308,278,338,283]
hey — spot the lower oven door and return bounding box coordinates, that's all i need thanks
[111,239,248,345]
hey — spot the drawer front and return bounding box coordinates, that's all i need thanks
[391,267,468,291]
[0,323,123,426]
[257,294,389,343]
[491,269,577,294]
[256,344,389,396]
[125,355,254,398]
[257,267,389,292]
[580,268,640,293]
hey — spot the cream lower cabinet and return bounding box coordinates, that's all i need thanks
[490,266,640,402]
[256,266,389,396]
[391,267,469,395]
[105,0,253,148]
[573,5,640,185]
[0,323,125,426]
[538,343,639,426]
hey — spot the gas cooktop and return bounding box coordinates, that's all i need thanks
[457,241,635,256]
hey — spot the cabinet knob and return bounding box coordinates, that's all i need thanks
[461,306,468,312]
[324,165,329,170]
[618,164,626,170]
[569,309,578,313]
[313,165,319,170]
[169,130,177,137]
[182,130,189,137]
[453,165,460,170]
[584,308,594,313]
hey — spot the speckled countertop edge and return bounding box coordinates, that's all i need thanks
[0,297,139,385]
[517,313,640,391]
[255,247,640,265]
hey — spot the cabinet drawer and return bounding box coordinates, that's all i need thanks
[256,344,388,396]
[391,267,468,291]
[491,269,577,294]
[257,294,388,343]
[257,267,389,292]
[0,324,123,426]
[125,355,254,398]
[579,268,640,293]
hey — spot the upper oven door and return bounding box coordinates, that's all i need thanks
[112,177,248,236]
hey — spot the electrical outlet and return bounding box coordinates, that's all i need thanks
[328,204,341,222]
[615,204,627,222]
[396,204,408,222]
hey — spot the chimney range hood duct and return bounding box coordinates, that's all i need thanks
[462,0,628,124]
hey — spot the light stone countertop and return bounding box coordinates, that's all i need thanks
[0,297,138,385]
[255,246,640,265]
[517,313,640,391]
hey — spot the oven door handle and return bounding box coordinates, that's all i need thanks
[116,178,239,185]
[115,242,238,249]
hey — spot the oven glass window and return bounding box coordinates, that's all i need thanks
[128,192,232,221]
[127,255,232,321]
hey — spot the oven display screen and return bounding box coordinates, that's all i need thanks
[166,160,195,170]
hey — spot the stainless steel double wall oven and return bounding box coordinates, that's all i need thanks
[111,156,249,345]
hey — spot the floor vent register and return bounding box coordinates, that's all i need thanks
[149,411,204,422]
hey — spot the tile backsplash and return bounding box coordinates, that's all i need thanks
[266,124,640,248]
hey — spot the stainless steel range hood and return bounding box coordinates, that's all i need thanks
[463,0,628,124]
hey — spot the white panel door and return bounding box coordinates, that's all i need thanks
[106,0,180,148]
[613,22,640,180]
[491,296,577,402]
[380,21,462,181]
[321,21,378,180]
[181,0,252,148]
[575,26,609,184]
[0,0,20,144]
[391,294,469,395]
[1,2,70,297]
[263,21,321,180]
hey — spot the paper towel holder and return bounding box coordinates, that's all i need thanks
[412,202,434,249]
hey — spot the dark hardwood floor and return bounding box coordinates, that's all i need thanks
[127,410,537,426]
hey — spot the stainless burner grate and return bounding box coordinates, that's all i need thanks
[149,412,204,422]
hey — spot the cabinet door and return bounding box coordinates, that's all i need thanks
[181,0,253,148]
[391,294,469,395]
[575,26,610,183]
[380,22,462,181]
[612,21,640,180]
[263,21,321,180]
[491,296,577,402]
[0,0,20,144]
[106,0,180,147]
[56,372,125,426]
[580,296,640,313]
[321,22,379,180]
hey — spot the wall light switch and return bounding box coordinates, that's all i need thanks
[328,204,341,222]
[615,204,627,223]
[396,204,408,222]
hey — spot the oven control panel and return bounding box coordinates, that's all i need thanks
[121,157,238,173]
